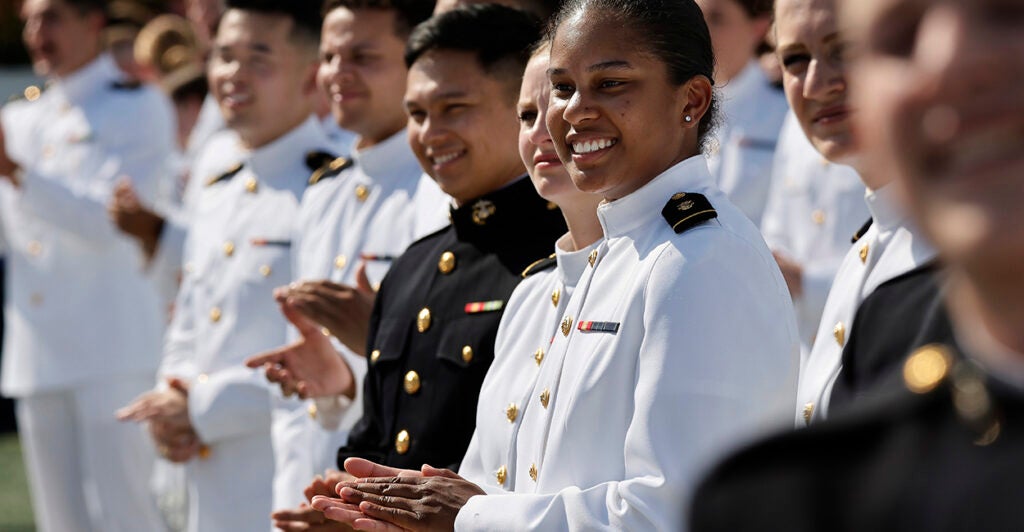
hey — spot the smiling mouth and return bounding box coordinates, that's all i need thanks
[431,151,464,166]
[570,138,617,154]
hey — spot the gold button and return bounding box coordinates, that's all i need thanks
[561,316,572,336]
[812,209,826,225]
[395,430,410,454]
[321,327,331,337]
[438,251,456,274]
[540,389,550,408]
[833,322,845,346]
[197,373,209,384]
[307,403,318,420]
[259,264,272,277]
[529,463,538,481]
[334,255,347,270]
[506,403,518,422]
[245,177,258,193]
[462,346,474,363]
[417,308,432,333]
[27,241,42,256]
[355,184,369,202]
[802,402,814,425]
[370,349,381,363]
[223,241,235,257]
[588,250,598,267]
[859,244,869,264]
[210,307,222,323]
[404,371,421,395]
[496,466,507,485]
[199,445,211,459]
[546,201,558,210]
[24,85,41,101]
[904,345,951,394]
[551,288,560,307]
[30,293,44,306]
[534,348,544,366]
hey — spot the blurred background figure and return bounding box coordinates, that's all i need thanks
[698,0,789,228]
[104,0,163,80]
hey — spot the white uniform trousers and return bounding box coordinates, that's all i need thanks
[16,374,167,532]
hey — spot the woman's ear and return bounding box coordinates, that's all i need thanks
[681,75,714,128]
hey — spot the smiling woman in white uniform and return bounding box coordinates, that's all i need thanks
[318,1,800,530]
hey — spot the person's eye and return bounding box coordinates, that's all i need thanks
[599,79,625,89]
[518,110,538,124]
[407,109,426,123]
[780,52,811,69]
[551,82,574,96]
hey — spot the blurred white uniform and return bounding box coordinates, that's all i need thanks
[271,130,447,512]
[707,61,789,228]
[455,157,799,531]
[158,116,333,532]
[0,54,173,532]
[761,113,869,353]
[795,184,936,425]
[458,235,598,493]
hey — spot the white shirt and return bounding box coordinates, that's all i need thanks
[796,184,937,425]
[707,61,789,228]
[271,129,447,511]
[159,116,334,532]
[456,157,800,531]
[0,54,175,396]
[459,235,599,493]
[761,113,869,354]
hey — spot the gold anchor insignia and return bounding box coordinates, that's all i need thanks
[471,200,496,225]
[561,316,572,336]
[677,200,695,211]
[671,192,687,201]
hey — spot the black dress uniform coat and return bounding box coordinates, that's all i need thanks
[690,295,1024,532]
[338,176,566,470]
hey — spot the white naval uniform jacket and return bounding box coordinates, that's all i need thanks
[795,184,936,425]
[158,116,334,532]
[761,113,869,354]
[455,157,800,531]
[458,235,599,494]
[0,54,175,397]
[707,61,789,228]
[272,129,448,511]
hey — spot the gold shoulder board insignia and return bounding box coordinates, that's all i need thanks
[851,218,874,244]
[205,162,244,186]
[521,253,558,278]
[662,192,717,234]
[307,152,351,186]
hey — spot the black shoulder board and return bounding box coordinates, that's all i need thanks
[205,162,244,186]
[308,154,352,186]
[521,253,557,278]
[662,192,717,234]
[851,218,873,244]
[111,80,143,90]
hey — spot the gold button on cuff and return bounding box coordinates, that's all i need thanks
[307,403,318,420]
[417,308,432,333]
[404,371,421,395]
[245,177,258,193]
[223,241,235,257]
[551,288,560,307]
[395,430,410,454]
[496,466,507,485]
[27,241,42,256]
[588,250,598,267]
[904,345,952,394]
[209,307,222,323]
[812,209,826,225]
[259,264,272,277]
[334,255,347,270]
[833,322,845,346]
[197,373,209,384]
[540,389,551,408]
[802,402,814,425]
[859,244,869,264]
[561,317,572,337]
[438,251,456,274]
[506,403,518,423]
[370,350,381,363]
[462,345,474,363]
[534,348,545,366]
[355,184,370,202]
[529,463,538,481]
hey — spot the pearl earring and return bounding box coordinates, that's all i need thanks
[684,115,693,123]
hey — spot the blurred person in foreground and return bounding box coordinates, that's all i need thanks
[0,0,174,530]
[692,0,1024,529]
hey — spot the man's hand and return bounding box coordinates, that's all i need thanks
[275,264,376,356]
[246,304,356,400]
[320,465,484,532]
[772,251,804,299]
[117,378,201,462]
[0,118,21,186]
[271,470,360,532]
[108,179,165,259]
